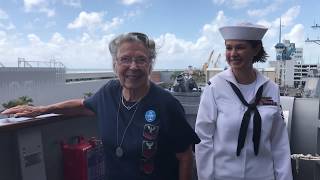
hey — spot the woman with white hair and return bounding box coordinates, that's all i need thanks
[2,32,200,180]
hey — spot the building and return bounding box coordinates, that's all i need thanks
[294,64,320,87]
[270,40,320,88]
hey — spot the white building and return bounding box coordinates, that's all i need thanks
[270,40,319,88]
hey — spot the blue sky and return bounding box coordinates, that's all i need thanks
[0,0,319,69]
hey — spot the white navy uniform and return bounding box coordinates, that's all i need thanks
[195,68,293,180]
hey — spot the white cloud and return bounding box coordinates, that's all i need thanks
[0,9,16,30]
[6,23,15,30]
[198,10,228,50]
[284,24,304,47]
[125,9,141,18]
[154,11,228,69]
[212,0,254,9]
[80,33,92,43]
[121,0,144,5]
[256,6,301,40]
[23,0,55,17]
[50,32,65,45]
[0,31,114,69]
[39,8,55,17]
[62,0,81,8]
[0,31,7,45]
[0,22,16,31]
[68,11,124,33]
[247,0,283,17]
[280,6,300,26]
[155,33,198,69]
[27,34,42,45]
[157,33,192,54]
[45,21,57,28]
[0,9,9,19]
[68,11,104,30]
[103,17,124,32]
[24,0,45,11]
[0,4,315,70]
[213,0,226,5]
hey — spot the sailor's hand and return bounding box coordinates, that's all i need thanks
[1,105,46,117]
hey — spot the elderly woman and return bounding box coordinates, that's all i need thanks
[195,23,293,180]
[2,32,200,180]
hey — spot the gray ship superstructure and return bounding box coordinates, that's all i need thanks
[0,60,116,111]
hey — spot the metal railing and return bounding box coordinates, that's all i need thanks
[18,58,65,68]
[291,154,320,174]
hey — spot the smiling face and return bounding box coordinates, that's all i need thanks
[115,41,152,91]
[225,40,260,71]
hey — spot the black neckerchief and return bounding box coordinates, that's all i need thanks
[228,81,263,156]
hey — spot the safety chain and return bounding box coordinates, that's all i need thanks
[291,154,320,174]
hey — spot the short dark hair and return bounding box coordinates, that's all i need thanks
[246,40,268,63]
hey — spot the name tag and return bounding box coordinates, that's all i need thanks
[259,97,277,106]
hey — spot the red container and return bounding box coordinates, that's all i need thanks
[61,137,105,180]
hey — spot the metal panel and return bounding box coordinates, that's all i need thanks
[280,96,295,139]
[17,128,47,180]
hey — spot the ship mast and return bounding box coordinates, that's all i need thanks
[279,18,282,43]
[305,21,320,46]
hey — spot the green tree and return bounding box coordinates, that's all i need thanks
[83,92,93,99]
[2,96,33,109]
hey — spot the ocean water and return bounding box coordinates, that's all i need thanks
[66,68,113,73]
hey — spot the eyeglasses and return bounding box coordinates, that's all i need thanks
[117,56,150,66]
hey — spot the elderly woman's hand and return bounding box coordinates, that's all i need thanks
[1,105,46,118]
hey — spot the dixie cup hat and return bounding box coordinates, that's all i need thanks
[219,22,268,40]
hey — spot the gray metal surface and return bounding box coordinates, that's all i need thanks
[280,96,295,139]
[0,116,99,180]
[289,98,320,180]
[0,67,109,111]
[172,92,201,129]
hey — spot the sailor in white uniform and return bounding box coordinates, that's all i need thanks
[195,23,293,180]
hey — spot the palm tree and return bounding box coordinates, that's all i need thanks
[18,96,33,105]
[2,96,33,109]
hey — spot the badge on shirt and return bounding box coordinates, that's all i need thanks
[143,124,159,140]
[259,97,277,106]
[142,140,157,158]
[145,110,156,123]
[140,158,154,174]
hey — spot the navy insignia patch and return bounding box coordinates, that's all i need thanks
[143,124,159,140]
[142,140,157,158]
[145,110,156,123]
[140,158,154,174]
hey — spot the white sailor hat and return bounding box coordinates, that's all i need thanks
[219,22,268,40]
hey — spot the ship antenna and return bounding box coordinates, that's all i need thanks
[279,17,282,43]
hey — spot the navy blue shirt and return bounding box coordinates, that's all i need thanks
[84,80,200,180]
